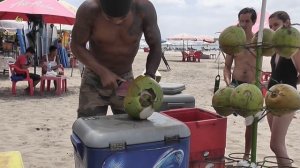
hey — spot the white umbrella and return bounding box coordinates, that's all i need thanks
[167,33,197,51]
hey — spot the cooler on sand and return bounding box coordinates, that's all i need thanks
[159,82,186,95]
[160,94,195,111]
[159,83,195,111]
[161,108,227,163]
[71,112,191,168]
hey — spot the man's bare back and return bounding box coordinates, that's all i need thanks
[71,0,162,88]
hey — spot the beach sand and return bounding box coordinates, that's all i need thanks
[0,50,299,167]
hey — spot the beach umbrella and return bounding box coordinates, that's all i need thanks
[167,33,197,41]
[167,33,197,51]
[0,0,75,25]
[194,35,216,43]
[0,0,76,74]
[56,0,77,32]
[252,11,270,33]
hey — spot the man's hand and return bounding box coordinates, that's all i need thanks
[100,70,126,89]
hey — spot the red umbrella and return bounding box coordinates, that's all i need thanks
[252,11,270,33]
[0,0,75,25]
[0,0,76,74]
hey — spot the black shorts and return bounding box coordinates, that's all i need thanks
[230,79,247,87]
[16,73,40,81]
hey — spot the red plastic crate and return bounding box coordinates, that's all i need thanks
[161,108,227,162]
[189,160,225,168]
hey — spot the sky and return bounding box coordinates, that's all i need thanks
[65,0,300,39]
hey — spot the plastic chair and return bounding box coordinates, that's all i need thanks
[260,72,271,97]
[193,51,202,62]
[143,47,150,52]
[188,50,195,62]
[9,64,34,96]
[181,51,193,62]
[40,75,67,95]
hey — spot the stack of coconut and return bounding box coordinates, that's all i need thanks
[213,25,300,118]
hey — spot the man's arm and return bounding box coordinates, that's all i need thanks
[223,54,234,86]
[142,1,162,79]
[71,2,123,88]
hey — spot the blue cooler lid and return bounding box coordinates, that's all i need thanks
[72,112,190,148]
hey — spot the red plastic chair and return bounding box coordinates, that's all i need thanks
[193,51,202,62]
[9,64,34,96]
[188,50,195,61]
[181,51,193,62]
[143,47,150,52]
[260,72,271,97]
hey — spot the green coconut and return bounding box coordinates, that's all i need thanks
[142,70,162,83]
[219,25,247,55]
[124,75,163,120]
[272,26,300,58]
[230,83,264,118]
[212,87,235,116]
[251,28,275,56]
[265,84,300,116]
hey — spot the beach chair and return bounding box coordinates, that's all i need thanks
[9,64,34,96]
[181,51,192,62]
[260,71,271,97]
[143,47,150,52]
[193,51,202,62]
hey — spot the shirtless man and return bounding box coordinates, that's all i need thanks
[71,0,162,118]
[223,7,257,160]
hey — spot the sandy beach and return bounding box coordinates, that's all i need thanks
[0,50,299,167]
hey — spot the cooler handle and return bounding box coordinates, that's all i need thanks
[167,102,185,109]
[70,134,84,159]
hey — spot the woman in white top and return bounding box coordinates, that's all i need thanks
[41,45,64,75]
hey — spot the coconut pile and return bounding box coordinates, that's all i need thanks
[213,25,300,119]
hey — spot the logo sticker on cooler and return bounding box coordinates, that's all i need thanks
[153,149,184,168]
[102,148,184,168]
